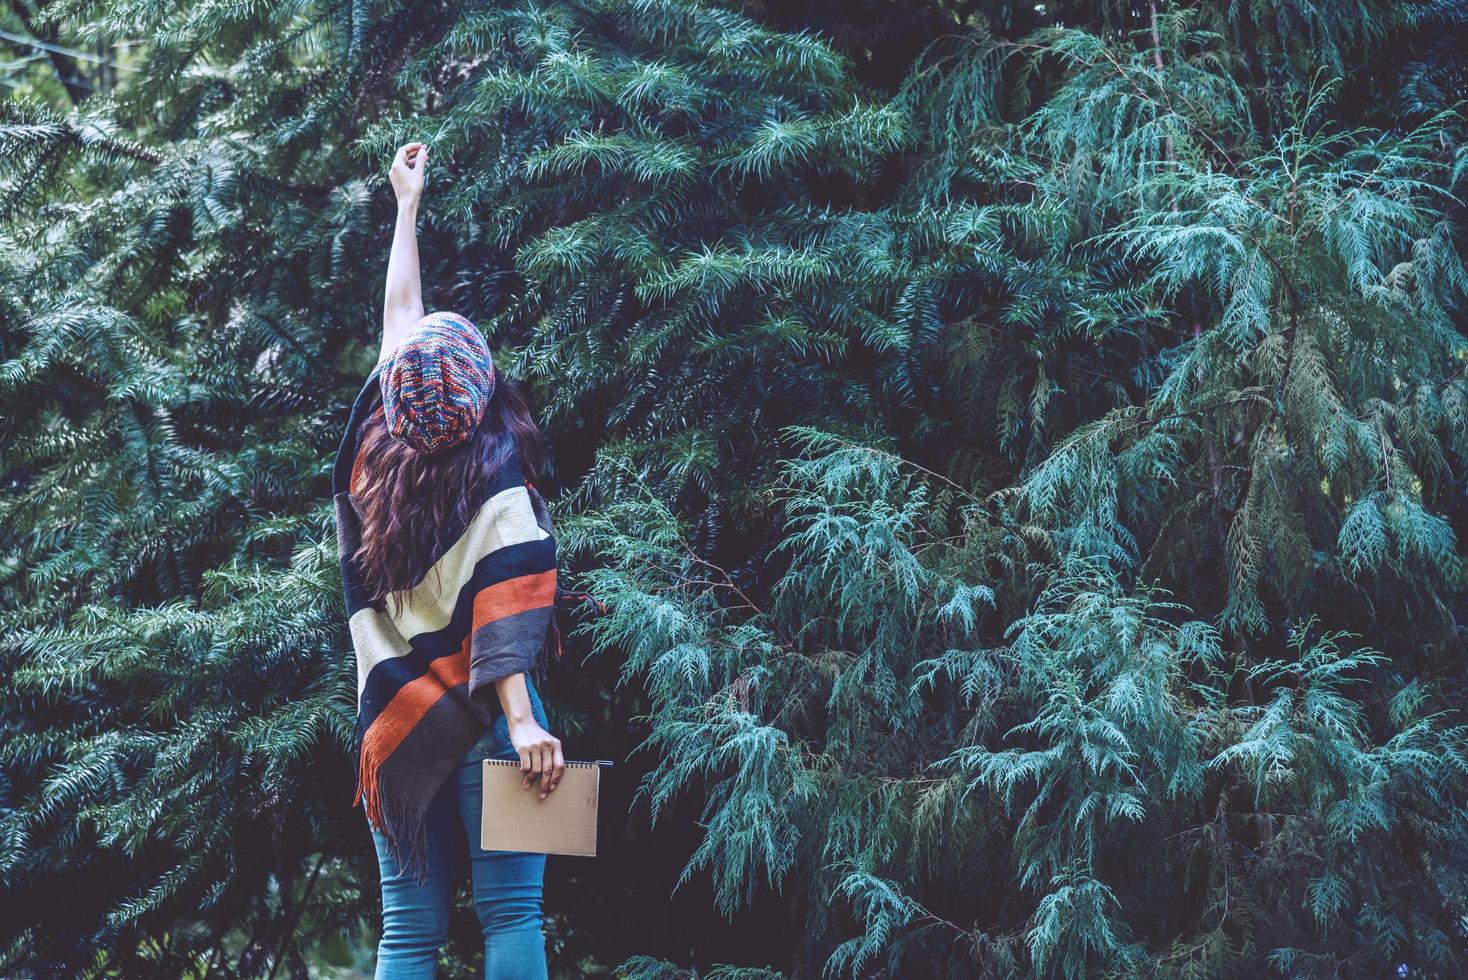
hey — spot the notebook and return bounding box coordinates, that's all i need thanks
[480,758,610,856]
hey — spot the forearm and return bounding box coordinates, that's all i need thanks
[380,198,425,361]
[493,668,563,796]
[493,671,536,725]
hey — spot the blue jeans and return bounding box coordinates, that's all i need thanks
[369,681,550,979]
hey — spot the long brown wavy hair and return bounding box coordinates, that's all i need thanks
[352,372,546,619]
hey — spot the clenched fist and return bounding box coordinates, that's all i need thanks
[389,141,428,206]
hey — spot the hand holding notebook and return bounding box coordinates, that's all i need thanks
[480,758,611,856]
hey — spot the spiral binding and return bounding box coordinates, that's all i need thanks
[482,758,614,768]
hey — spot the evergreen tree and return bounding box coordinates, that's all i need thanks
[2,1,1466,978]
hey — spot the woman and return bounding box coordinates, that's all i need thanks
[331,141,564,980]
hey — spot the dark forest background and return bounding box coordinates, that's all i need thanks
[2,1,1467,977]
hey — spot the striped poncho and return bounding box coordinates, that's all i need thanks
[332,360,560,878]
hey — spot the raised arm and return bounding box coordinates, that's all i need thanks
[379,141,428,367]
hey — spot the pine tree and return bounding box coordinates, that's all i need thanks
[2,1,1467,978]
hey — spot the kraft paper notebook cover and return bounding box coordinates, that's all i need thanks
[480,758,608,856]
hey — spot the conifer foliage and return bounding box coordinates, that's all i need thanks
[1,1,1466,977]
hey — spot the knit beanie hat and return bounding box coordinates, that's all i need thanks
[378,311,496,455]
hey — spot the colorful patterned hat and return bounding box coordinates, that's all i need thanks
[378,311,496,455]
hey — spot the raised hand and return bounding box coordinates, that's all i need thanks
[388,141,428,206]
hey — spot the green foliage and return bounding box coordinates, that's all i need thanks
[3,0,1468,978]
